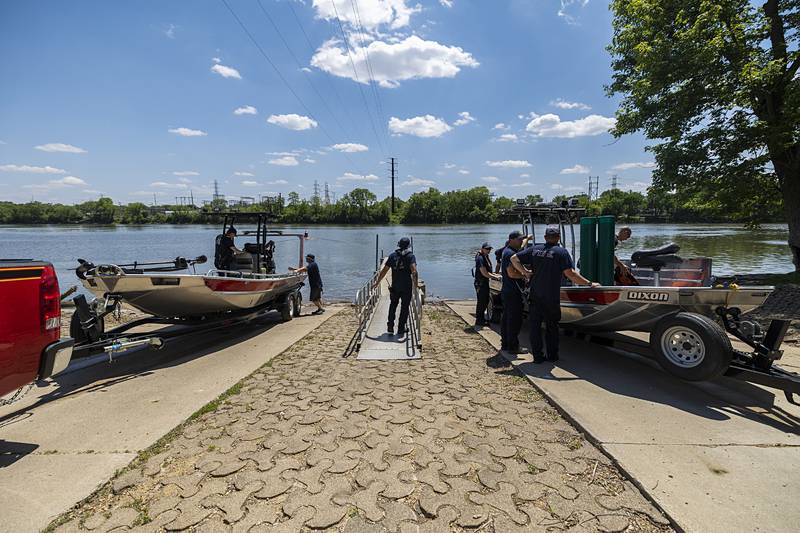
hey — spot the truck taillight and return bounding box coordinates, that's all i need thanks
[40,265,61,332]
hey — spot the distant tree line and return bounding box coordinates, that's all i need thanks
[0,185,786,226]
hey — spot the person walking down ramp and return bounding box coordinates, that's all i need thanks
[375,237,418,339]
[290,253,325,315]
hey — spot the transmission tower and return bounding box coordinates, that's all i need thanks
[587,176,599,200]
[324,182,331,206]
[213,180,223,201]
[389,157,397,214]
[610,175,620,191]
[312,180,321,207]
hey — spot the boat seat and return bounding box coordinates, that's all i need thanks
[631,254,682,270]
[631,243,680,260]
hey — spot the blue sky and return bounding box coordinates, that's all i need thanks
[0,0,656,205]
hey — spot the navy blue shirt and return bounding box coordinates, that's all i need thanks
[387,250,416,292]
[474,253,492,282]
[516,243,574,303]
[306,261,322,289]
[501,246,523,292]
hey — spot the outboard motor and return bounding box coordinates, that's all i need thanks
[630,243,682,286]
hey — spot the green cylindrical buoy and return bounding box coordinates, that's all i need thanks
[597,215,616,286]
[579,217,597,282]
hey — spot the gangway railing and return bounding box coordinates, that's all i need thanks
[407,282,423,351]
[343,270,382,357]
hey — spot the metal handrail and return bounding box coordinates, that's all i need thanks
[407,282,423,350]
[344,270,383,357]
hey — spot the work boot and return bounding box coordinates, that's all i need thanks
[532,354,546,364]
[546,353,559,362]
[387,323,394,335]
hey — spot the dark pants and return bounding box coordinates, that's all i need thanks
[500,286,523,350]
[529,298,561,358]
[474,280,489,325]
[388,287,412,333]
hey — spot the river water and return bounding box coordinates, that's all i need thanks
[0,223,792,301]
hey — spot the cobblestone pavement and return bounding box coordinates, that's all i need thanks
[52,305,672,532]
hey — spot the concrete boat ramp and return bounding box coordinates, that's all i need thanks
[448,300,800,533]
[0,308,341,532]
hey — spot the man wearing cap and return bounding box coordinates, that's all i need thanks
[375,237,418,338]
[291,254,324,314]
[218,226,241,271]
[474,242,501,328]
[497,230,527,359]
[511,226,598,363]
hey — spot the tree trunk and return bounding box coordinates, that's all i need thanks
[784,171,800,271]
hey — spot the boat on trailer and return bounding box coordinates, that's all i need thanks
[70,212,307,358]
[488,203,798,402]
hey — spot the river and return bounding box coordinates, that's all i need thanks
[0,223,792,301]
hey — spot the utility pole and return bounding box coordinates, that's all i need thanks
[390,157,397,214]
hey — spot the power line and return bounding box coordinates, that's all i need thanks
[255,0,354,140]
[328,0,386,156]
[348,0,391,153]
[219,0,370,177]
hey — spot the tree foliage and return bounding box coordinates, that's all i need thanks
[608,0,800,268]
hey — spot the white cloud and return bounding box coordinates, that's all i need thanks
[526,113,615,138]
[173,170,199,176]
[267,114,318,131]
[34,142,87,153]
[443,162,456,169]
[50,176,86,186]
[304,158,317,164]
[150,181,188,189]
[481,176,500,183]
[551,183,564,190]
[519,173,531,178]
[234,171,255,176]
[440,0,454,7]
[458,169,470,175]
[388,115,452,138]
[331,143,369,153]
[560,164,590,174]
[492,123,509,130]
[311,35,478,88]
[402,177,435,187]
[551,98,591,110]
[177,177,192,184]
[168,127,207,137]
[629,180,652,191]
[211,62,242,79]
[212,57,221,63]
[337,172,379,182]
[486,159,531,168]
[164,23,177,39]
[496,133,519,142]
[510,182,533,188]
[611,161,656,171]
[241,180,261,187]
[267,179,289,185]
[453,111,475,126]
[0,164,66,174]
[558,0,589,24]
[234,105,258,115]
[312,0,421,31]
[269,156,300,166]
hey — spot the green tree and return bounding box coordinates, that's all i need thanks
[608,0,800,269]
[122,202,150,224]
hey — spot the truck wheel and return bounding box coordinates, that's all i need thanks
[280,295,294,322]
[292,291,302,317]
[69,311,104,345]
[486,296,502,324]
[650,312,732,381]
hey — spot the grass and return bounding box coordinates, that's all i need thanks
[128,497,150,526]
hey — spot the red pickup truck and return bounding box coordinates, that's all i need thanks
[0,260,74,399]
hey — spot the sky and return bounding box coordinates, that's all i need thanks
[0,0,657,205]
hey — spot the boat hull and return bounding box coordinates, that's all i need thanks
[489,280,771,332]
[81,272,307,317]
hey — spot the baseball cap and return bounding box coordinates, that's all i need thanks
[481,241,492,249]
[545,225,561,236]
[306,253,315,260]
[508,230,523,240]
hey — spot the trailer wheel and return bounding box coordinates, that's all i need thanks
[486,296,502,324]
[280,295,294,322]
[650,312,732,381]
[69,311,104,345]
[292,291,302,317]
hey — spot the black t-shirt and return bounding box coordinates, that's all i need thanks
[219,236,235,260]
[387,250,416,292]
[306,261,322,289]
[516,243,574,303]
[474,253,492,283]
[501,245,523,292]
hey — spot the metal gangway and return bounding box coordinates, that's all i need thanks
[343,262,423,359]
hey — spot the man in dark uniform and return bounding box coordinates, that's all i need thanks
[511,226,598,363]
[291,254,324,314]
[375,237,418,338]
[499,230,526,355]
[218,226,241,271]
[474,242,500,328]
